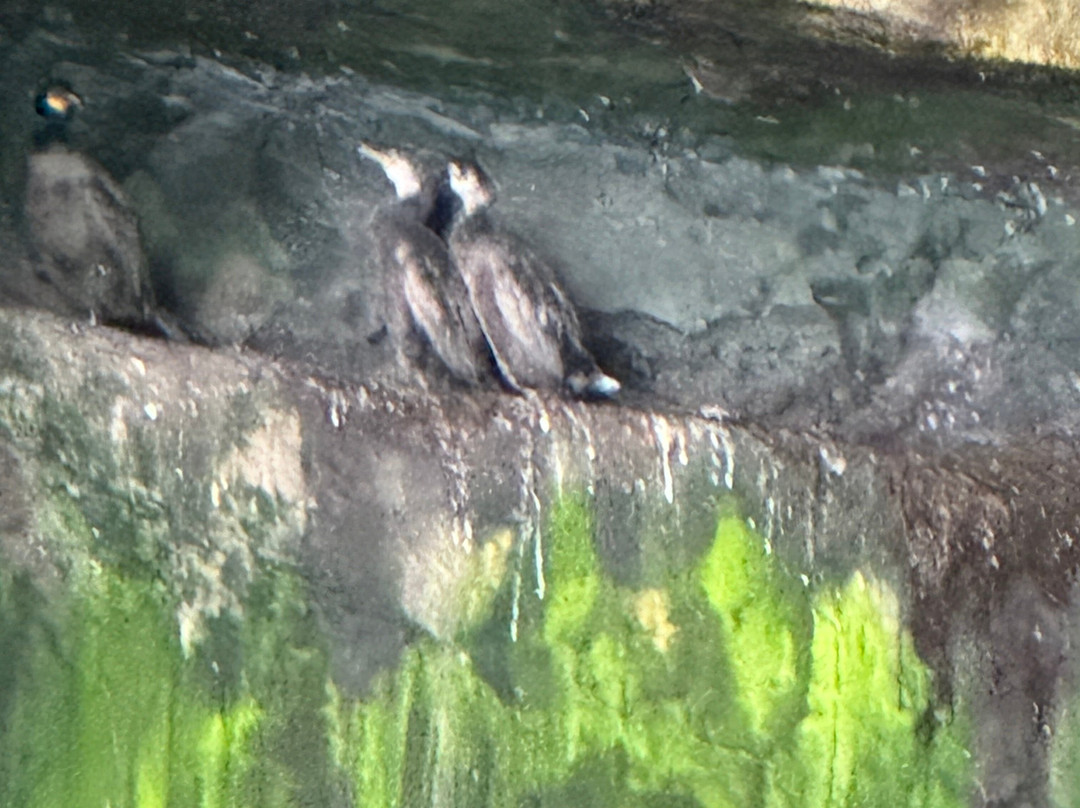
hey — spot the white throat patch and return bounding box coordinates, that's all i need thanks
[448,162,494,217]
[358,143,422,200]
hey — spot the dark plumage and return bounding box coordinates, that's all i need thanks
[442,160,620,399]
[23,148,155,328]
[358,144,489,386]
[358,144,619,398]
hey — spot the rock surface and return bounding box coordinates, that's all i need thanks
[4,10,1080,437]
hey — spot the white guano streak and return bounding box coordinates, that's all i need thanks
[650,414,675,505]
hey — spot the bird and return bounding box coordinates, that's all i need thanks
[440,159,620,399]
[357,143,490,387]
[23,147,156,329]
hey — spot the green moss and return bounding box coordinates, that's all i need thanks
[787,572,970,808]
[0,487,971,808]
[0,344,330,808]
[0,558,334,808]
[0,441,970,808]
[2,566,189,808]
[698,511,806,742]
[340,496,971,808]
[542,495,602,645]
[1050,674,1080,808]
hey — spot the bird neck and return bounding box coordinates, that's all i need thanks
[424,181,464,241]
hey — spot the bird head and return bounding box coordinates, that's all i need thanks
[35,84,83,121]
[447,159,496,217]
[358,142,423,200]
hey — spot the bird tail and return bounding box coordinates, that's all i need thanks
[567,369,621,399]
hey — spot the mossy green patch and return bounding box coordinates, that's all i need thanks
[0,486,971,808]
[339,495,971,808]
[0,352,334,805]
[699,510,807,742]
[1050,672,1080,808]
[0,394,971,808]
[542,495,601,646]
[0,558,334,808]
[789,572,970,808]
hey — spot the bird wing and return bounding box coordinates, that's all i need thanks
[395,234,485,385]
[453,232,564,391]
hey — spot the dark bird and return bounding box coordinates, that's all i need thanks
[440,159,620,399]
[358,143,489,386]
[23,148,155,328]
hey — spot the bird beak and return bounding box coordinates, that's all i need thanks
[358,143,422,200]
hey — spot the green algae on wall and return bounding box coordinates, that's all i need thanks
[0,559,335,808]
[0,398,970,808]
[0,491,971,808]
[0,347,330,808]
[341,498,972,808]
[1050,672,1080,808]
